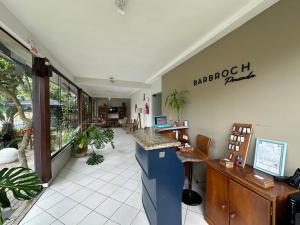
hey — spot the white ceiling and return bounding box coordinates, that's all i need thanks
[0,0,277,98]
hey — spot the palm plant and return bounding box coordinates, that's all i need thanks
[165,89,189,122]
[0,167,43,225]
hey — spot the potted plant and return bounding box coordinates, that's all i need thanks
[71,125,115,164]
[86,125,114,165]
[0,167,43,225]
[165,89,189,126]
[71,128,89,158]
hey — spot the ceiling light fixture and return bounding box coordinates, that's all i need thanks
[115,0,127,15]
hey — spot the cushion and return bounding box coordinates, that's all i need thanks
[0,148,18,164]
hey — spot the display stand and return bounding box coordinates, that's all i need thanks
[225,123,253,168]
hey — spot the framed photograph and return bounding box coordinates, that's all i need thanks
[254,138,287,176]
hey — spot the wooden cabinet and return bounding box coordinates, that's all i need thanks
[229,180,271,225]
[118,106,126,119]
[206,167,229,225]
[205,160,299,225]
[98,106,108,119]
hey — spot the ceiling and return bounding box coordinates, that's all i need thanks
[0,0,277,98]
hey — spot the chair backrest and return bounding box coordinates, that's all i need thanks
[196,134,212,158]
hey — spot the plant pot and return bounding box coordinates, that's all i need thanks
[72,146,88,158]
[73,152,87,158]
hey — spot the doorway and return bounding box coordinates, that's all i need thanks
[152,92,162,118]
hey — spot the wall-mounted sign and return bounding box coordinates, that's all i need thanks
[193,62,256,86]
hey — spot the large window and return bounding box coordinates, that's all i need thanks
[50,72,79,155]
[82,92,91,130]
[0,29,35,224]
[0,30,34,170]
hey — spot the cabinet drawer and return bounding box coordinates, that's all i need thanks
[229,180,271,225]
[142,184,158,225]
[205,166,229,225]
[135,143,153,177]
[142,172,157,208]
[135,143,166,178]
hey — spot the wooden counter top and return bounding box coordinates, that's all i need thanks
[133,128,181,150]
[156,126,189,132]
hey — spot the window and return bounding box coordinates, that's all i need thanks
[0,29,35,224]
[82,92,91,130]
[50,72,78,155]
[0,30,34,169]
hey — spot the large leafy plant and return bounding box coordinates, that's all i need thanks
[71,125,115,165]
[87,126,115,150]
[0,167,43,225]
[165,89,189,122]
[86,126,115,165]
[71,127,89,154]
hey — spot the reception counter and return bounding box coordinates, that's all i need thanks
[133,129,185,225]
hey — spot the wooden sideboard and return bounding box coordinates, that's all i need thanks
[205,160,299,225]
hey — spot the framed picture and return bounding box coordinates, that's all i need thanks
[254,138,287,177]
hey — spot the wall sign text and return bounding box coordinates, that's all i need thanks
[193,62,256,86]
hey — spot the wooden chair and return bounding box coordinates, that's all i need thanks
[179,134,212,206]
[193,134,212,161]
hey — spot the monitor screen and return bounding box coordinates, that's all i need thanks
[108,107,118,114]
[155,115,168,125]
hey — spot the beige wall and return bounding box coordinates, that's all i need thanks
[162,0,300,177]
[130,78,162,127]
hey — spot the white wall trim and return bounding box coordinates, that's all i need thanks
[145,0,279,84]
[0,21,31,50]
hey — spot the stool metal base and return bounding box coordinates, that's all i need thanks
[182,189,202,206]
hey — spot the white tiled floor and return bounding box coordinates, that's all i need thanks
[20,129,208,225]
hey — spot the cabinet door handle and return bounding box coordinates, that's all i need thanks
[221,205,226,209]
[230,212,236,219]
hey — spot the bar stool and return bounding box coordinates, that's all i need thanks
[178,134,212,206]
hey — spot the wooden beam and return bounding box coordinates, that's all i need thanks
[78,88,83,130]
[89,96,93,123]
[32,57,52,182]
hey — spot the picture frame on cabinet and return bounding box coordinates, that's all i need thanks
[253,138,287,177]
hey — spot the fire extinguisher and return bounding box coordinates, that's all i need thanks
[145,103,149,114]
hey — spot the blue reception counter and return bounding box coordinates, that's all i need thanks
[133,129,184,225]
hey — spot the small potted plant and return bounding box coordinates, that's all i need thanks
[165,89,189,126]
